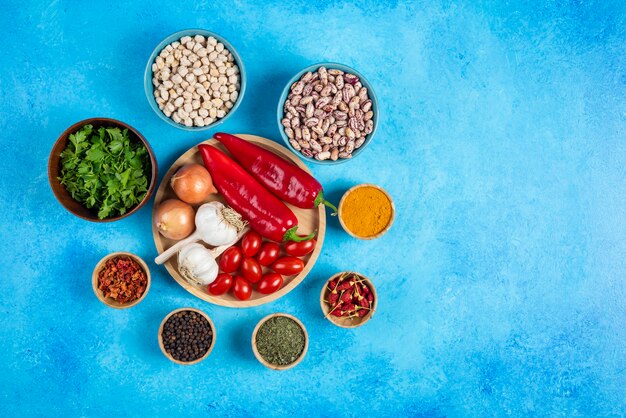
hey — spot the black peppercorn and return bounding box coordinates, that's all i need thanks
[161,310,213,363]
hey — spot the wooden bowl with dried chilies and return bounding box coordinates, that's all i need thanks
[320,272,377,328]
[92,252,151,309]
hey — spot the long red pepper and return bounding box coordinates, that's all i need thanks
[198,144,313,242]
[213,133,337,213]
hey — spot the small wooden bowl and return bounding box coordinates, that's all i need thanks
[320,272,378,328]
[338,183,395,240]
[92,252,151,309]
[48,117,158,222]
[251,313,308,370]
[158,307,216,365]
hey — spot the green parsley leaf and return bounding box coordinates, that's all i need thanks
[58,124,151,219]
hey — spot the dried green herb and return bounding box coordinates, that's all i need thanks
[58,124,150,219]
[256,316,305,366]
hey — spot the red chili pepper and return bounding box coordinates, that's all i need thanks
[328,292,339,305]
[337,281,353,291]
[341,292,352,303]
[342,303,356,313]
[198,144,313,242]
[213,133,337,213]
[357,297,369,308]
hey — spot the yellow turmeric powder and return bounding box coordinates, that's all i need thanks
[340,186,392,238]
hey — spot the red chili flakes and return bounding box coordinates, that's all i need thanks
[98,256,147,303]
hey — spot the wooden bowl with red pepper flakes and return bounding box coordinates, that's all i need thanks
[92,252,151,309]
[320,272,377,328]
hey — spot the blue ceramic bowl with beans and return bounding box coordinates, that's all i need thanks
[144,29,246,131]
[277,62,378,165]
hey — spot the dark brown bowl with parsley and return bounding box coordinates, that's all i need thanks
[48,117,157,222]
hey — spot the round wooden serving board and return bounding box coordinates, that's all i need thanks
[152,134,326,308]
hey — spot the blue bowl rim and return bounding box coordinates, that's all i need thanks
[144,28,247,131]
[276,62,379,165]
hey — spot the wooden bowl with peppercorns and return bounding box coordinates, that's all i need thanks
[320,272,377,328]
[158,308,216,365]
[92,252,151,309]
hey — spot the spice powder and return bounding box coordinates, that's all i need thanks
[341,186,392,237]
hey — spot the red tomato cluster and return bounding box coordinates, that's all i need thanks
[208,231,316,300]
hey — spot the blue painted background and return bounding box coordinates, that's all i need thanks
[1,1,624,416]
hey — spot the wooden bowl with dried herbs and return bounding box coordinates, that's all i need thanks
[320,272,377,328]
[92,252,151,309]
[48,117,157,222]
[251,313,308,370]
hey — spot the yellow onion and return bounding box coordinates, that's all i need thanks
[171,164,217,204]
[154,199,195,240]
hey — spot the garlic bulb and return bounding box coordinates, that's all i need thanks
[154,201,247,265]
[178,243,218,286]
[195,201,245,246]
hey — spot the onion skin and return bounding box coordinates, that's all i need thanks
[171,163,217,204]
[154,199,195,240]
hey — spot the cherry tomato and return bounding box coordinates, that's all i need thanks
[256,242,281,266]
[233,276,252,300]
[241,257,262,283]
[285,239,316,257]
[207,273,233,295]
[219,246,243,273]
[241,231,262,257]
[271,256,305,276]
[257,273,283,294]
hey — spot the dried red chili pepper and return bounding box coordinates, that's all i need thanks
[328,292,339,306]
[325,273,375,321]
[341,292,353,303]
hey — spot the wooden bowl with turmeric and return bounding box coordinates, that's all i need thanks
[338,184,394,240]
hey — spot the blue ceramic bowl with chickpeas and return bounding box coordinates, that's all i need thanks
[144,29,247,131]
[277,62,378,165]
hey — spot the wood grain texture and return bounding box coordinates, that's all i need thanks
[152,134,326,307]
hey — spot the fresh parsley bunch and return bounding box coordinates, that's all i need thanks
[59,124,150,219]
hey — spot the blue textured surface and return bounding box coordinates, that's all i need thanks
[1,1,624,416]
